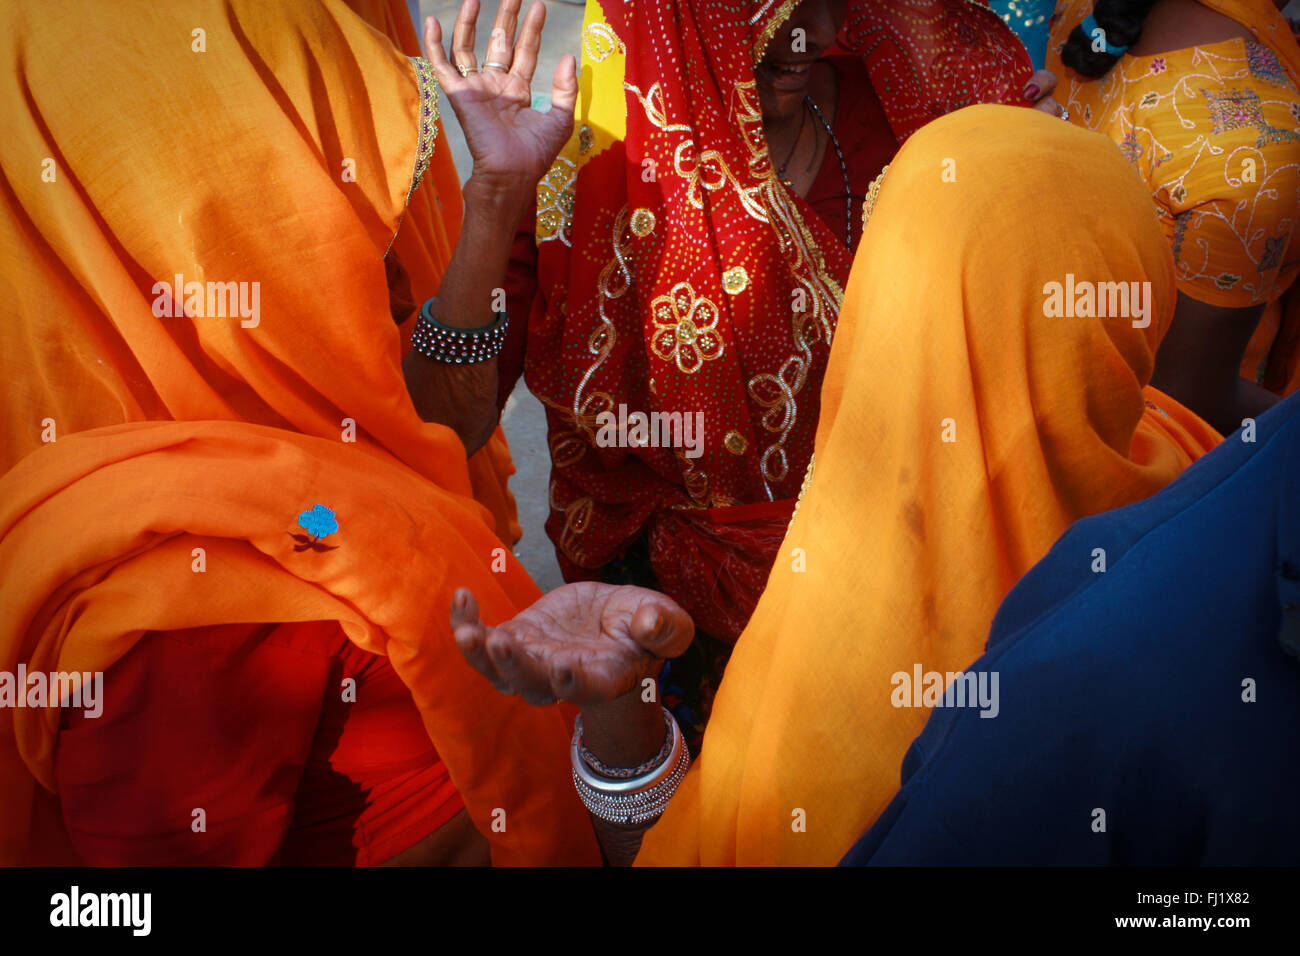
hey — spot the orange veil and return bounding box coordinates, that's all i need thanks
[0,0,596,864]
[637,104,1222,865]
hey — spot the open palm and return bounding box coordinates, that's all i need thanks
[450,582,695,708]
[424,0,577,192]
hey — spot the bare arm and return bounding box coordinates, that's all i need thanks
[580,689,667,865]
[403,180,530,454]
[448,582,695,866]
[1151,293,1278,436]
[403,0,574,452]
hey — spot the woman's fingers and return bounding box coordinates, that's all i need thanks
[549,54,578,118]
[486,628,557,705]
[449,587,481,629]
[1034,95,1066,117]
[629,598,694,659]
[483,0,522,72]
[424,17,463,90]
[510,1,546,85]
[450,588,514,694]
[451,0,481,74]
[489,0,523,41]
[1023,68,1058,103]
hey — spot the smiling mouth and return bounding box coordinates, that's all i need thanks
[765,60,814,76]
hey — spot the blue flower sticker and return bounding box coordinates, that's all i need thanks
[290,504,340,552]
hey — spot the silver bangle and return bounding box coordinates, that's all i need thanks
[571,707,691,825]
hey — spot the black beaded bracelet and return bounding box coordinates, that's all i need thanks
[410,299,509,364]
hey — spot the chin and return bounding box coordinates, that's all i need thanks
[758,85,805,121]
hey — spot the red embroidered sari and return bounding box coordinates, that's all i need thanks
[524,1,1033,641]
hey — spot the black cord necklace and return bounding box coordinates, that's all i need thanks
[804,93,853,250]
[775,102,810,181]
[773,87,854,250]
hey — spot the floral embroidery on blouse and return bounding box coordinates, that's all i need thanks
[1200,88,1299,147]
[1246,40,1296,89]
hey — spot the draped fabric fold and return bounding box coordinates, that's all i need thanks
[0,0,597,865]
[636,104,1222,866]
[526,0,1034,640]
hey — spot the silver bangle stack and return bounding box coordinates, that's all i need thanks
[410,298,508,364]
[571,707,691,827]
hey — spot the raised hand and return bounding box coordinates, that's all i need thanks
[450,582,695,708]
[424,0,577,197]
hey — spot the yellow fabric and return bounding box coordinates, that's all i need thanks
[0,0,597,865]
[1049,0,1300,310]
[636,104,1222,866]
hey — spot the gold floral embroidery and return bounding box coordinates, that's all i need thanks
[675,448,711,505]
[630,207,656,236]
[548,428,590,469]
[674,140,768,217]
[537,157,577,246]
[722,266,750,294]
[625,82,693,133]
[724,430,749,455]
[650,282,725,374]
[572,207,634,437]
[584,21,626,63]
[552,485,596,566]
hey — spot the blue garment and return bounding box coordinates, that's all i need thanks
[989,0,1055,70]
[843,394,1300,865]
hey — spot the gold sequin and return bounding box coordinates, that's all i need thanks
[724,430,749,455]
[722,266,750,294]
[579,125,594,155]
[630,207,656,237]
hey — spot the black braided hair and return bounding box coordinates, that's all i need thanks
[1060,1,1160,78]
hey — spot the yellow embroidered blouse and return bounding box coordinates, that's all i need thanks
[1049,0,1300,309]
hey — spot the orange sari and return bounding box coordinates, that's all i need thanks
[0,0,596,865]
[636,104,1221,866]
